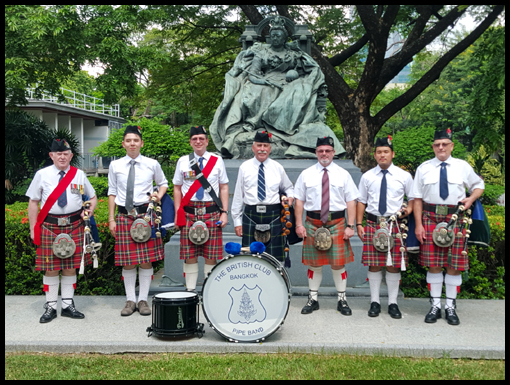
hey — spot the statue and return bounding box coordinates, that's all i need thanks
[210,16,345,159]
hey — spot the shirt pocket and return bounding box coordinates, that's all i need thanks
[330,177,345,195]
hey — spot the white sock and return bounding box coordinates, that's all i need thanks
[43,275,59,310]
[183,262,199,291]
[122,267,137,302]
[367,270,383,304]
[138,267,153,303]
[385,271,401,305]
[444,273,462,309]
[204,264,215,279]
[307,266,323,301]
[332,267,347,301]
[426,271,444,308]
[60,275,77,309]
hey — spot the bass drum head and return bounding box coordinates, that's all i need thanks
[202,253,291,343]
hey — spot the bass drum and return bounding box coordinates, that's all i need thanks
[202,253,291,343]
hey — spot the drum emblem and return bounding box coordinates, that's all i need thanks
[228,285,266,324]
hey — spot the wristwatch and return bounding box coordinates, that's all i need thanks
[346,224,355,230]
[220,209,229,214]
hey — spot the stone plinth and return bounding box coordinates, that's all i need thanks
[163,158,367,288]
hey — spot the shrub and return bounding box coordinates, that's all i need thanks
[88,176,110,198]
[5,200,166,295]
[478,184,505,206]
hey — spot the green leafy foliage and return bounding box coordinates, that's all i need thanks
[87,176,110,198]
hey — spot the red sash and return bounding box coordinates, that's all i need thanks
[33,166,78,246]
[176,155,218,227]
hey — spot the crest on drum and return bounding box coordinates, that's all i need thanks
[228,285,267,324]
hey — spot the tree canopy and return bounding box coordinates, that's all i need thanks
[5,5,505,171]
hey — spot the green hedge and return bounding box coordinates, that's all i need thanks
[401,205,505,299]
[5,200,166,295]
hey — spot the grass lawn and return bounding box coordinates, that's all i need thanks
[5,352,505,380]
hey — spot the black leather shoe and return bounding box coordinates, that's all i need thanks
[424,306,442,323]
[40,302,57,323]
[61,299,85,319]
[301,298,319,314]
[368,302,381,317]
[445,306,460,325]
[337,300,352,316]
[388,303,402,319]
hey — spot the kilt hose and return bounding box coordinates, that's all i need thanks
[242,205,285,262]
[303,216,354,266]
[115,213,164,266]
[36,218,88,271]
[179,201,223,260]
[420,209,469,271]
[362,219,408,268]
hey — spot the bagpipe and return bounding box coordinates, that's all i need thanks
[373,201,410,271]
[145,189,177,239]
[279,195,302,268]
[79,199,102,274]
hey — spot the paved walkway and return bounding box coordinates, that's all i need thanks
[5,295,505,359]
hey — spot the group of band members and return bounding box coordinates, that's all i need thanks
[27,125,484,326]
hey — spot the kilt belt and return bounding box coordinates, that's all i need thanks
[242,204,285,262]
[420,206,469,271]
[36,214,87,271]
[179,201,223,260]
[114,212,164,266]
[361,219,408,268]
[302,216,354,266]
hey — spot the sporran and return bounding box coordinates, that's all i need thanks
[373,228,395,253]
[130,218,152,243]
[53,233,76,259]
[432,222,456,247]
[314,227,332,251]
[254,224,271,244]
[189,220,209,245]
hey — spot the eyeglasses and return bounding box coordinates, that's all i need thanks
[191,137,207,142]
[433,142,453,148]
[316,150,333,154]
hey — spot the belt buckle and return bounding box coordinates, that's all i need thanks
[128,208,138,217]
[377,216,387,224]
[256,205,267,213]
[57,216,71,226]
[195,207,207,216]
[435,205,449,215]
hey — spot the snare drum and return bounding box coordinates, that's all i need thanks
[202,253,291,343]
[146,292,204,338]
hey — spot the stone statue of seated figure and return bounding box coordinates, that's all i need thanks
[210,16,345,159]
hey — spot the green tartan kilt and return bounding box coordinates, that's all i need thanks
[242,205,285,262]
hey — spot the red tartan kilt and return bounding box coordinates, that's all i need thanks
[115,214,164,266]
[362,220,408,268]
[36,219,89,271]
[420,211,469,271]
[179,201,223,260]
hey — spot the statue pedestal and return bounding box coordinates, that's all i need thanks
[162,158,368,291]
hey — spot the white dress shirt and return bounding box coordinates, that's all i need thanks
[172,151,229,202]
[294,162,360,212]
[108,154,168,207]
[231,157,294,227]
[409,156,484,205]
[358,163,414,216]
[26,165,96,215]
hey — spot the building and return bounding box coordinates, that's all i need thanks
[13,87,126,175]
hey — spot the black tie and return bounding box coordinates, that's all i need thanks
[379,169,388,216]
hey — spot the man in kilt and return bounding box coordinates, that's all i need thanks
[27,138,97,323]
[108,125,168,316]
[294,136,359,315]
[232,131,294,262]
[356,136,414,319]
[173,125,229,291]
[410,129,484,325]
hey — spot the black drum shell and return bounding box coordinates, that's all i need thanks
[150,292,199,338]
